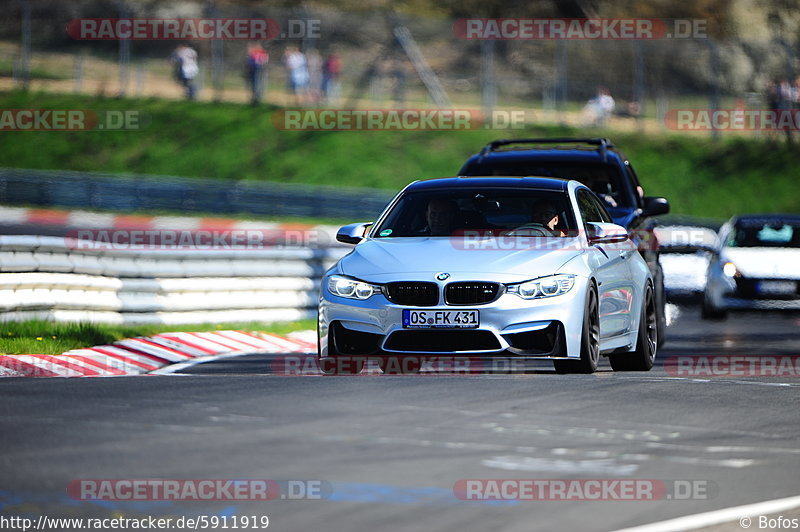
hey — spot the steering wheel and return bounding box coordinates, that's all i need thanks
[505,223,551,237]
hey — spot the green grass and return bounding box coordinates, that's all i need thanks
[0,60,72,81]
[0,319,316,355]
[1,90,799,219]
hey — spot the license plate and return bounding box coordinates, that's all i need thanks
[403,310,480,328]
[756,280,797,295]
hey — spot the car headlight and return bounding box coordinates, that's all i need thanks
[327,275,380,300]
[722,261,738,277]
[507,274,575,299]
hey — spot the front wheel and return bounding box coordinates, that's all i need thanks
[609,283,657,371]
[655,263,667,348]
[553,284,600,374]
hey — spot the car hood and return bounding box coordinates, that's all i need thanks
[721,247,800,279]
[339,237,584,283]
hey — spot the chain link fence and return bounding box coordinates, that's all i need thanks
[2,3,799,135]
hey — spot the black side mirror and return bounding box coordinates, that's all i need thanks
[336,223,372,244]
[643,196,670,217]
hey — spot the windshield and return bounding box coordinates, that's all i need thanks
[373,188,575,238]
[726,219,800,248]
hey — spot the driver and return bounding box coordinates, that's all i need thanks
[424,198,458,236]
[530,200,568,237]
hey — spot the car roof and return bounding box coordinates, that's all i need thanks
[469,148,623,163]
[461,138,627,168]
[405,176,572,192]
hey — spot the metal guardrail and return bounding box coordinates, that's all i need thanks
[0,235,348,324]
[0,168,395,221]
[0,224,716,324]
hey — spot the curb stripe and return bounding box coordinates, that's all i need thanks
[115,339,193,362]
[159,332,229,354]
[147,335,212,357]
[92,345,167,368]
[189,332,254,352]
[150,333,216,356]
[0,355,60,377]
[1,330,317,378]
[16,355,90,377]
[67,355,128,376]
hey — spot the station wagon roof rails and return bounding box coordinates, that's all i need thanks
[480,138,614,160]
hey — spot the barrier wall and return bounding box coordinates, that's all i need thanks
[0,235,348,324]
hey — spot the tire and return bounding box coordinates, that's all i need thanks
[609,283,657,371]
[318,327,364,375]
[655,263,667,348]
[701,293,728,320]
[553,284,600,374]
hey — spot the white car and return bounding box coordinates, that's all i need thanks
[318,176,657,374]
[703,214,800,319]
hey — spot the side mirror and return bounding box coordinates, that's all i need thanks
[643,196,670,217]
[587,222,629,244]
[336,223,372,245]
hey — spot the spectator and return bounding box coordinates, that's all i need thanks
[322,52,342,105]
[244,41,268,105]
[779,79,793,110]
[793,76,800,109]
[306,49,323,104]
[170,44,199,100]
[582,86,615,127]
[283,46,309,106]
[766,79,780,109]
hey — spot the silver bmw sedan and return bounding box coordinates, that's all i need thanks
[318,176,656,375]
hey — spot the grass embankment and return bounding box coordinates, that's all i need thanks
[0,319,316,355]
[0,90,799,219]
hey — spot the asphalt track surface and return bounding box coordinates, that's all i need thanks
[1,305,799,532]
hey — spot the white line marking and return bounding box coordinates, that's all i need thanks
[613,494,800,532]
[482,455,639,476]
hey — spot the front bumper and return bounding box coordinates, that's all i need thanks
[706,272,800,311]
[318,276,589,360]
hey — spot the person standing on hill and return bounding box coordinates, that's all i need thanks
[322,52,342,105]
[283,46,309,106]
[170,44,199,100]
[245,41,269,105]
